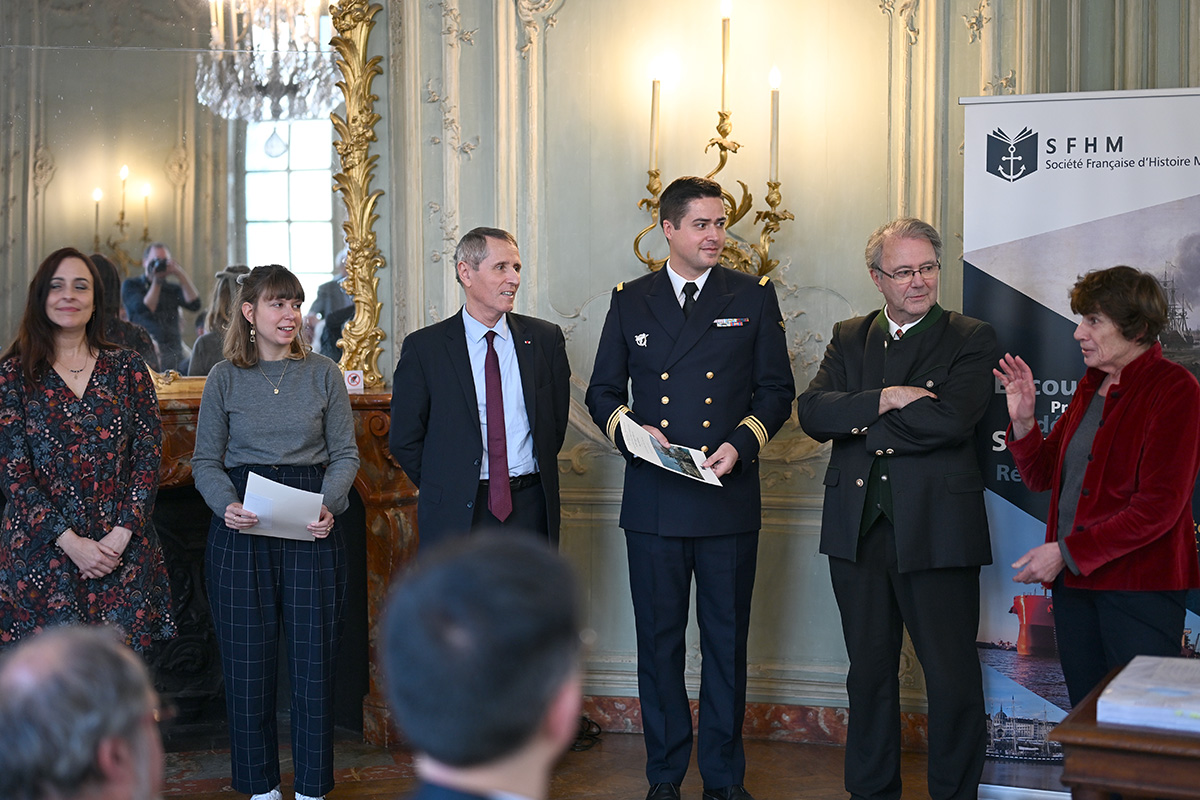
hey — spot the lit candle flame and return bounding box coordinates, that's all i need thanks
[720,0,732,18]
[92,188,103,203]
[769,66,781,90]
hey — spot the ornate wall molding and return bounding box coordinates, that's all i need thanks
[331,0,388,387]
[31,144,54,194]
[963,0,989,45]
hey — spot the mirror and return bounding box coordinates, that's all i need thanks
[0,1,385,392]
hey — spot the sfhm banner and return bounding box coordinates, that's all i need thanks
[962,88,1200,794]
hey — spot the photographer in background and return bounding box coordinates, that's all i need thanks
[122,242,200,372]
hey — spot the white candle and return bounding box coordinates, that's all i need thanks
[720,1,731,113]
[649,79,661,172]
[142,184,151,230]
[768,67,781,182]
[119,165,129,216]
[92,188,103,243]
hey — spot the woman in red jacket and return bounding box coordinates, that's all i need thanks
[994,265,1200,706]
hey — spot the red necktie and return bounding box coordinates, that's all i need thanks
[484,331,512,521]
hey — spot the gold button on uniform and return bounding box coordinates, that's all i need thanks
[660,420,669,428]
[881,475,889,481]
[661,396,670,404]
[856,478,864,487]
[926,380,934,388]
[661,372,669,380]
[851,427,860,434]
[875,449,884,456]
[886,448,894,455]
[705,397,712,405]
[701,445,709,453]
[706,371,714,379]
[703,421,710,428]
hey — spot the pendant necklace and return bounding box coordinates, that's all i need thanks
[258,360,290,395]
[61,351,93,374]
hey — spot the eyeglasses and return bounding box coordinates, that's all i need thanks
[874,261,940,283]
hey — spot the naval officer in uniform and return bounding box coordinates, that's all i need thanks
[586,176,795,800]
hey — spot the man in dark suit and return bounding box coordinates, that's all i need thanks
[389,227,571,549]
[586,177,795,800]
[383,536,582,800]
[796,217,997,800]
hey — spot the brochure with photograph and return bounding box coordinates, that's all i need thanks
[618,414,722,486]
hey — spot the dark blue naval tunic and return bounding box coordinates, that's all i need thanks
[586,264,795,536]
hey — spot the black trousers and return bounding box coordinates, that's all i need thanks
[625,529,758,789]
[469,474,549,539]
[828,519,985,800]
[1053,579,1187,707]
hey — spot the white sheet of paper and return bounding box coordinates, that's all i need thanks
[240,471,324,540]
[618,414,722,486]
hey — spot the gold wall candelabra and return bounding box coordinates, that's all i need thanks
[634,2,792,277]
[91,165,153,273]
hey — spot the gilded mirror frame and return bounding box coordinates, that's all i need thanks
[155,0,386,397]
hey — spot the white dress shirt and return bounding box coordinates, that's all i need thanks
[462,307,537,479]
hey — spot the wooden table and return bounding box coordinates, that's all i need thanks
[1050,668,1200,800]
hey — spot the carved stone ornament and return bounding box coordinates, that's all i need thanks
[963,0,991,45]
[32,145,55,194]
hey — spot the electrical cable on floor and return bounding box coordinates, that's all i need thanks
[572,714,602,751]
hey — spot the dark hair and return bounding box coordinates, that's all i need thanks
[0,626,157,800]
[659,176,723,230]
[223,264,307,367]
[1069,265,1167,345]
[2,247,111,385]
[864,217,943,272]
[90,253,123,316]
[453,227,519,285]
[383,536,581,767]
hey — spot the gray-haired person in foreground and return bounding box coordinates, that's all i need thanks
[0,625,165,800]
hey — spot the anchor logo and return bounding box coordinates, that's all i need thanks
[986,127,1039,183]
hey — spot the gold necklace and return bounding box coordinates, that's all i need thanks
[258,359,289,395]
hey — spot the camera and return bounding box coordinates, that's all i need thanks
[151,258,169,274]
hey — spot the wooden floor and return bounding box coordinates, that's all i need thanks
[166,732,929,800]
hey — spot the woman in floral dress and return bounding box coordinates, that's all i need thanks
[0,247,175,650]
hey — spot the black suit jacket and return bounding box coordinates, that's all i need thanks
[796,306,997,572]
[585,266,795,536]
[389,309,571,548]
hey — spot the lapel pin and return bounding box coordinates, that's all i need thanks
[635,333,649,347]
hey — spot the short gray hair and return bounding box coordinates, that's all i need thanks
[0,626,157,800]
[453,227,519,284]
[864,217,943,272]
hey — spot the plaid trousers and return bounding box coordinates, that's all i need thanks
[205,464,347,797]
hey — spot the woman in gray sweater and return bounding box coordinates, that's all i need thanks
[193,264,359,800]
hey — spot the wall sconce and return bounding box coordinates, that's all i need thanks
[634,1,793,276]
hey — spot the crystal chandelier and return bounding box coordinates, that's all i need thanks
[196,0,339,123]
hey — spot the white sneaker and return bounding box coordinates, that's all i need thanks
[250,789,282,800]
[295,793,325,800]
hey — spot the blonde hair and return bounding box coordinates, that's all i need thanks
[223,264,308,368]
[206,266,250,335]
